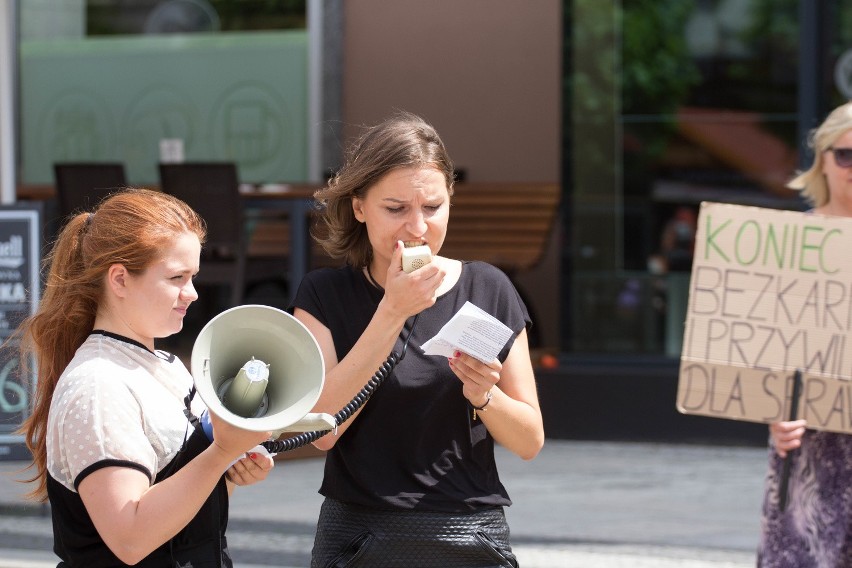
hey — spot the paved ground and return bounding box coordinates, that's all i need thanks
[0,439,771,567]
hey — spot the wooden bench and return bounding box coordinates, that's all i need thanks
[441,182,560,274]
[246,182,561,276]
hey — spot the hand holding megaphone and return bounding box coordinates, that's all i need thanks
[191,305,336,440]
[226,445,275,486]
[206,409,273,459]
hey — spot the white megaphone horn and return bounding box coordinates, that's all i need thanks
[191,305,336,436]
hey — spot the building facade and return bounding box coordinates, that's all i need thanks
[2,0,850,442]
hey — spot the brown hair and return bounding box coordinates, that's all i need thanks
[314,111,455,267]
[15,188,205,501]
[789,101,852,207]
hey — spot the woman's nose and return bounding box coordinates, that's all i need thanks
[407,210,428,234]
[181,280,199,302]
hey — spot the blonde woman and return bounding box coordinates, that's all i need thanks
[759,101,852,567]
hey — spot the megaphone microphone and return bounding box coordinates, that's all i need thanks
[191,305,336,441]
[220,357,270,418]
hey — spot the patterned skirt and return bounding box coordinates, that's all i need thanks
[758,430,852,567]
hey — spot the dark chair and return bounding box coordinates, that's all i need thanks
[53,162,127,218]
[158,162,247,309]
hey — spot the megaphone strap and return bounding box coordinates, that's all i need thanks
[262,314,420,454]
[183,385,202,432]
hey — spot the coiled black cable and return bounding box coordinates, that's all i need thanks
[261,314,419,454]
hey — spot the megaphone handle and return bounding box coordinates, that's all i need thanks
[262,314,420,454]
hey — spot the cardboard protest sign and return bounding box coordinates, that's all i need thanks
[676,202,852,434]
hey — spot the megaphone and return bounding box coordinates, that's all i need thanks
[191,304,336,436]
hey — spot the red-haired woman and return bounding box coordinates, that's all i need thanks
[17,188,273,567]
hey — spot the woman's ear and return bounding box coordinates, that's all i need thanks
[352,197,366,223]
[106,264,130,298]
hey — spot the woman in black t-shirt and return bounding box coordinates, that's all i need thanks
[291,112,544,567]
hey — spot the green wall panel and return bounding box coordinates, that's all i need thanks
[21,31,307,185]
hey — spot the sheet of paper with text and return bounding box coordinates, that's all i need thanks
[421,301,513,363]
[677,202,852,433]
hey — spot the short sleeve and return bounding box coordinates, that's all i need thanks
[290,268,332,327]
[48,367,158,489]
[464,262,531,362]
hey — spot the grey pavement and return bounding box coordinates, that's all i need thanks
[0,440,770,567]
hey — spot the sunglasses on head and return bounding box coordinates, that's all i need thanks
[828,147,852,168]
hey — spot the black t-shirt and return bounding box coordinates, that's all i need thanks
[44,334,230,567]
[291,261,531,512]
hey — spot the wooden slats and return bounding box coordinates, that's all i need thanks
[247,219,292,257]
[442,183,560,272]
[246,182,561,274]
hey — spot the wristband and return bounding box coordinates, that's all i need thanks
[471,390,493,421]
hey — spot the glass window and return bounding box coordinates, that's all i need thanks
[18,0,308,187]
[565,0,805,355]
[84,0,306,35]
